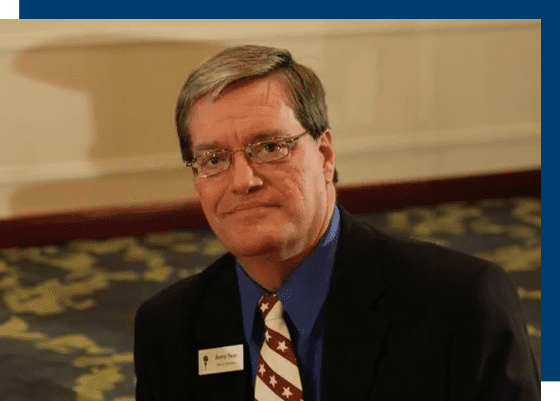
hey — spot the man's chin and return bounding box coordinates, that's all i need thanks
[210,212,293,256]
[221,230,285,258]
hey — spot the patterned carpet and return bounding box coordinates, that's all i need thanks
[0,197,541,400]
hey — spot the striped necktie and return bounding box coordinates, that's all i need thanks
[254,293,304,401]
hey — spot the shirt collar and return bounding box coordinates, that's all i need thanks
[236,206,341,341]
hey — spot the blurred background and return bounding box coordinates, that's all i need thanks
[0,19,540,401]
[0,19,540,219]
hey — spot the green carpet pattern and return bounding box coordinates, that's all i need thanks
[0,197,541,400]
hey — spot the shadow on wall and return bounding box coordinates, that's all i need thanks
[10,37,226,218]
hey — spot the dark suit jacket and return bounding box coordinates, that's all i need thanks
[134,206,540,400]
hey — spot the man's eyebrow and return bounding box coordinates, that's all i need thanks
[192,142,225,153]
[249,130,289,142]
[192,130,289,153]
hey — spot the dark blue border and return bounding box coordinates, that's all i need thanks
[540,19,552,381]
[18,0,543,19]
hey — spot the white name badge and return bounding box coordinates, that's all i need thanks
[198,344,244,375]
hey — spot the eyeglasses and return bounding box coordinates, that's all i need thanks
[186,131,311,177]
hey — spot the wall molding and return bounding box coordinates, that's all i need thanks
[334,122,541,155]
[0,122,541,186]
[0,19,541,53]
[0,152,183,186]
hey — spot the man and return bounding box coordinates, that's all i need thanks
[134,45,539,400]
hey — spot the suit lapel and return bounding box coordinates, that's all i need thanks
[193,257,252,400]
[321,207,392,401]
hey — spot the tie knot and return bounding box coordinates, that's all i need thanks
[257,293,284,321]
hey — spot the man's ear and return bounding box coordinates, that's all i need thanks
[318,130,336,183]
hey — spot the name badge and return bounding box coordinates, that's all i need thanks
[198,344,244,375]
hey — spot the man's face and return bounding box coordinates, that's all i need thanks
[188,76,336,260]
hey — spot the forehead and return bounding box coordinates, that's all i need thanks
[188,76,303,150]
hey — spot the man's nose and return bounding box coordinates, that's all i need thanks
[230,151,264,194]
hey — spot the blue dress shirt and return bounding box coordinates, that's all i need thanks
[235,206,341,401]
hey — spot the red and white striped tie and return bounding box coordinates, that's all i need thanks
[254,293,304,401]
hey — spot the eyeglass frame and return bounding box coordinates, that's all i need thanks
[186,130,313,178]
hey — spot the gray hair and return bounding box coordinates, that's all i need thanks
[175,44,338,184]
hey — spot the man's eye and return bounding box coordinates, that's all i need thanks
[262,142,282,153]
[201,155,224,167]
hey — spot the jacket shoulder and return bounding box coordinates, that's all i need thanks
[339,207,515,320]
[135,253,236,324]
[340,206,496,280]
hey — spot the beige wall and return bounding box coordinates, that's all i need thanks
[0,20,541,219]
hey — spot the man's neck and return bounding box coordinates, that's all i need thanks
[238,251,310,291]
